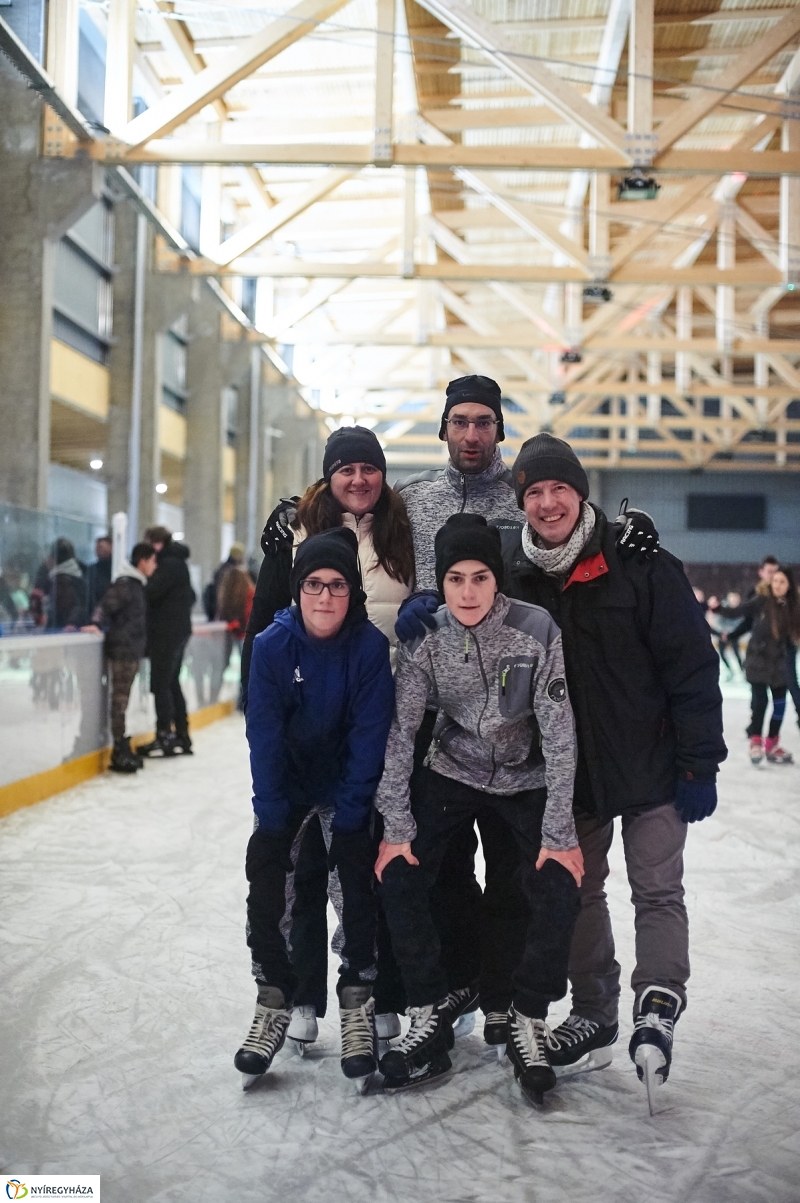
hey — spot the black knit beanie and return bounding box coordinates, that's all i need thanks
[434,514,505,594]
[439,375,504,442]
[290,528,365,609]
[322,425,387,482]
[512,432,589,507]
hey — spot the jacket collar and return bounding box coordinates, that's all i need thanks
[444,449,509,496]
[443,590,511,639]
[341,511,373,536]
[115,561,147,585]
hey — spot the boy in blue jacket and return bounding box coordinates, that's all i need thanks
[234,528,394,1089]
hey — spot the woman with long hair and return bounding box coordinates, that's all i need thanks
[241,425,415,1051]
[713,566,800,764]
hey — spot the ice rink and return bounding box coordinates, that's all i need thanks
[1,694,799,1203]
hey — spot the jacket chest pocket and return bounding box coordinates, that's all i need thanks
[498,656,538,719]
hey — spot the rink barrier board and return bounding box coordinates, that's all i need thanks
[0,698,236,820]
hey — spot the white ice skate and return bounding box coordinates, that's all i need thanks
[376,1012,401,1042]
[340,985,378,1094]
[628,985,683,1115]
[287,1005,318,1056]
[234,987,292,1090]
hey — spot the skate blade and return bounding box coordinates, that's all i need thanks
[453,1011,476,1039]
[288,1038,315,1057]
[553,1045,614,1078]
[241,1073,262,1091]
[635,1046,665,1116]
[382,1059,453,1094]
[354,1073,374,1096]
[495,1043,507,1062]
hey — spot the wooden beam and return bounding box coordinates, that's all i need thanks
[374,0,395,162]
[412,0,629,153]
[654,7,800,155]
[104,0,136,132]
[117,0,352,146]
[628,0,655,167]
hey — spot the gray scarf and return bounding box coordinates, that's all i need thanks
[522,502,596,579]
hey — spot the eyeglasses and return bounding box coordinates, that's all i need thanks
[445,417,499,434]
[300,578,351,597]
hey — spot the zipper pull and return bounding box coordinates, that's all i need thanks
[464,633,469,663]
[501,667,508,695]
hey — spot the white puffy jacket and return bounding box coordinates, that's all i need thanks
[293,512,411,648]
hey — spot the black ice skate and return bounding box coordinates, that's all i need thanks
[234,985,292,1090]
[139,731,179,758]
[483,1011,509,1061]
[628,985,683,1115]
[441,980,479,1039]
[109,737,140,774]
[380,1002,454,1092]
[174,730,193,755]
[548,1015,618,1077]
[339,985,378,1094]
[506,1006,556,1105]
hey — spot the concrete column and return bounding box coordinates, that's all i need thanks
[183,293,225,582]
[0,60,101,509]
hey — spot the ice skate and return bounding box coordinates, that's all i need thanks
[765,737,793,764]
[339,985,378,1093]
[506,1006,556,1105]
[233,986,292,1089]
[287,1005,318,1056]
[139,731,179,758]
[379,1001,454,1091]
[108,737,140,774]
[628,985,683,1115]
[483,1011,508,1061]
[174,730,193,755]
[375,1012,401,1042]
[441,981,479,1038]
[548,1015,618,1077]
[748,735,764,764]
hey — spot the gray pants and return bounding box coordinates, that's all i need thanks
[569,803,689,1026]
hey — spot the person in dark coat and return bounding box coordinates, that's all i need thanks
[234,527,394,1088]
[140,526,196,758]
[85,535,113,613]
[710,567,800,764]
[498,433,727,1106]
[47,538,88,630]
[85,542,158,772]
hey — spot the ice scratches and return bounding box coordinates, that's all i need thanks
[1,706,800,1202]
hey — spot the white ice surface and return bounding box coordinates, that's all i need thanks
[1,698,799,1203]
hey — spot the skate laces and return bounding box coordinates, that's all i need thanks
[396,1005,439,1052]
[633,1010,675,1039]
[484,1011,507,1027]
[509,1010,551,1067]
[550,1014,598,1049]
[241,1002,291,1056]
[340,998,375,1059]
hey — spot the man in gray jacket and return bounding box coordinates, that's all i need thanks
[375,515,583,1103]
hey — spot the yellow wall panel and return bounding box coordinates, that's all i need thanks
[223,445,236,485]
[50,340,109,419]
[159,405,187,458]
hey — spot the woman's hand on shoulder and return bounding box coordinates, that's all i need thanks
[261,497,300,555]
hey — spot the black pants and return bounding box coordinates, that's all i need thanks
[150,639,189,735]
[246,810,378,1004]
[748,683,787,739]
[379,768,581,1019]
[787,646,800,723]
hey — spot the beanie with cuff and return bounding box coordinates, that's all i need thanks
[434,513,505,594]
[512,432,589,507]
[439,375,504,441]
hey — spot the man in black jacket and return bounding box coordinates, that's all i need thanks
[500,433,727,1110]
[140,526,196,758]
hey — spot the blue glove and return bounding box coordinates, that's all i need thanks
[673,775,717,824]
[394,592,440,643]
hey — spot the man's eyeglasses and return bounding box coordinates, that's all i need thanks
[445,416,500,434]
[300,578,351,596]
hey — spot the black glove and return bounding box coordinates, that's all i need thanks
[614,499,660,561]
[261,497,300,556]
[328,826,374,873]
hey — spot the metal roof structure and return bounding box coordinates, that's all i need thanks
[28,0,800,469]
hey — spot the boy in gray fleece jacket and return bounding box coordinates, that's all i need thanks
[374,514,583,1103]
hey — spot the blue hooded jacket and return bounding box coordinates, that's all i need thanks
[246,603,394,833]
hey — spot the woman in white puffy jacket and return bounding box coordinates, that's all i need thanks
[241,425,415,1048]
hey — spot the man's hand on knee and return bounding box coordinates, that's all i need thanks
[536,845,584,887]
[374,839,419,883]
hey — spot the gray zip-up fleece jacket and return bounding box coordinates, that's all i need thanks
[397,452,521,591]
[375,593,578,850]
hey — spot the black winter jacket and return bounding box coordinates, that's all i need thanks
[92,572,148,661]
[499,508,727,821]
[146,542,195,653]
[720,591,794,688]
[241,544,292,700]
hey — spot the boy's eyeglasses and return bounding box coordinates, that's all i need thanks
[300,578,351,597]
[445,417,499,434]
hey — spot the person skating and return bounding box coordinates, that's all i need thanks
[374,514,582,1102]
[241,426,413,1047]
[234,528,394,1090]
[498,433,727,1112]
[83,543,158,772]
[710,567,800,764]
[140,527,195,758]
